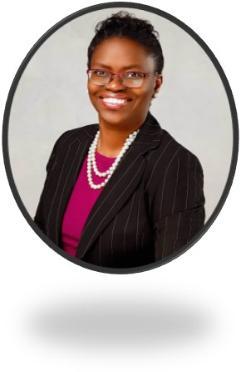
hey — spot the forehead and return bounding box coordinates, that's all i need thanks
[90,36,155,71]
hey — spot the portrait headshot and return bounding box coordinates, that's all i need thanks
[3,3,237,273]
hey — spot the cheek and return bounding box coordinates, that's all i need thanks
[134,89,154,105]
[134,80,156,102]
[87,82,98,97]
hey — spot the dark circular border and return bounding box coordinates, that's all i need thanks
[2,2,239,274]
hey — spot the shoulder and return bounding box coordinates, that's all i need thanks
[45,124,98,172]
[144,128,204,192]
[151,128,203,171]
[52,123,98,149]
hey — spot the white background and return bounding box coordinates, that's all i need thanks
[0,1,240,371]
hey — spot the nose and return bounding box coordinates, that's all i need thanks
[105,74,126,91]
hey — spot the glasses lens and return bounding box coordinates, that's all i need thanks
[123,72,144,88]
[89,70,110,85]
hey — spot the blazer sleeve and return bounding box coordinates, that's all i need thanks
[151,149,205,261]
[34,131,69,232]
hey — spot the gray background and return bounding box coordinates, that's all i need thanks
[8,7,233,221]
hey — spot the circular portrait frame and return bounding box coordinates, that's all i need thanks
[2,2,239,274]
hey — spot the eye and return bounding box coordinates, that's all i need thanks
[93,69,109,77]
[125,71,144,79]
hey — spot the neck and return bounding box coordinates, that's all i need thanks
[97,116,145,157]
[97,128,130,157]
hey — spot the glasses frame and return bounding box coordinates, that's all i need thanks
[86,68,159,88]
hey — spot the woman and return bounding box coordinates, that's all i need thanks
[34,12,205,269]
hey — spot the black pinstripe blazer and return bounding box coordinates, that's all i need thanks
[34,112,205,269]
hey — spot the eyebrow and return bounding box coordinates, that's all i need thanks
[91,63,143,70]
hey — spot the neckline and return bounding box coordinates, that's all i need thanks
[95,150,117,160]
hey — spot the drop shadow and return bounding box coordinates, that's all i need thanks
[26,292,214,351]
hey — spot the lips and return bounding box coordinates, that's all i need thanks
[99,95,132,110]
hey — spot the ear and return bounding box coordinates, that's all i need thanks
[152,75,163,98]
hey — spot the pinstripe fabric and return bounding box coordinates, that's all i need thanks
[34,112,205,268]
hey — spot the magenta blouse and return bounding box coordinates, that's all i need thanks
[61,151,116,257]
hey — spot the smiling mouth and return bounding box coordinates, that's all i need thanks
[99,96,132,110]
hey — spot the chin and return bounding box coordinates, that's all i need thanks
[98,109,133,127]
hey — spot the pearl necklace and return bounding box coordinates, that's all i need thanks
[87,129,139,189]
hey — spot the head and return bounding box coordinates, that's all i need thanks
[87,11,164,130]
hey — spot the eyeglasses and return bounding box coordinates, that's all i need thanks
[87,69,157,88]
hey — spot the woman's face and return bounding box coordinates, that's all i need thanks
[87,36,162,130]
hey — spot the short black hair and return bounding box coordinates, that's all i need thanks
[87,11,164,74]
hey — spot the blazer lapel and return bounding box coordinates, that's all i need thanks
[76,112,163,259]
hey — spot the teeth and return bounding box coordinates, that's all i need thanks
[103,98,126,105]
